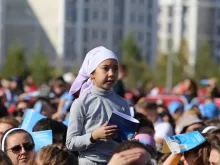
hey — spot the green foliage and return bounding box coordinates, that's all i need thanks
[195,41,220,81]
[72,63,81,75]
[153,53,168,86]
[120,33,152,88]
[154,39,189,86]
[29,48,53,85]
[1,44,28,78]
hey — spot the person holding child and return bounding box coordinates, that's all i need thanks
[66,46,131,165]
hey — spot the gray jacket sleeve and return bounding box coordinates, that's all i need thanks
[66,99,92,151]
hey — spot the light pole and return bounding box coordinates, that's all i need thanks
[166,50,173,94]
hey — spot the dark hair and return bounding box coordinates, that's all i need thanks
[134,113,155,134]
[0,150,13,165]
[205,119,220,128]
[32,118,67,144]
[1,128,34,152]
[136,101,158,112]
[113,141,156,158]
[28,144,78,165]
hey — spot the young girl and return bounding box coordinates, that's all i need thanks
[66,46,131,165]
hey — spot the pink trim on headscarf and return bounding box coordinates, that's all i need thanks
[69,46,118,96]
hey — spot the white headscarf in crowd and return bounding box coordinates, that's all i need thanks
[69,46,118,96]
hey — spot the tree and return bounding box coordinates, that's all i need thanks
[29,48,53,85]
[153,52,168,86]
[1,44,28,78]
[195,41,220,81]
[120,33,152,89]
[154,39,189,87]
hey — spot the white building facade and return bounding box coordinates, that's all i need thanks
[0,0,158,69]
[158,0,220,66]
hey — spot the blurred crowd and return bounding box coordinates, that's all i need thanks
[0,63,218,165]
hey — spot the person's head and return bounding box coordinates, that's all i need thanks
[135,101,158,123]
[113,141,154,165]
[53,80,66,96]
[205,117,220,125]
[183,78,198,96]
[168,101,184,121]
[209,135,220,165]
[0,150,13,165]
[26,76,34,86]
[90,58,118,90]
[1,128,35,165]
[34,100,56,118]
[175,115,205,134]
[135,113,155,136]
[28,144,78,165]
[0,117,19,140]
[180,139,210,165]
[10,77,23,92]
[69,46,119,96]
[32,118,67,144]
[209,128,220,139]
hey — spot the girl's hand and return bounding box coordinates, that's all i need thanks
[91,121,118,141]
[107,149,142,165]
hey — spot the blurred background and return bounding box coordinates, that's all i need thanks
[0,0,220,90]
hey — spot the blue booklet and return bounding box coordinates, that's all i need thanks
[31,130,52,151]
[20,109,46,132]
[108,110,140,143]
[162,131,206,154]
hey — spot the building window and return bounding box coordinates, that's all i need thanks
[92,29,98,39]
[168,6,173,17]
[146,52,151,63]
[102,30,107,40]
[83,28,88,42]
[139,0,144,4]
[130,13,136,23]
[83,47,88,58]
[218,10,220,19]
[147,14,152,27]
[115,0,122,6]
[93,10,98,20]
[102,11,108,21]
[168,23,172,33]
[73,8,77,22]
[148,0,153,9]
[138,14,144,24]
[217,26,220,35]
[84,8,89,22]
[138,32,144,42]
[146,32,151,46]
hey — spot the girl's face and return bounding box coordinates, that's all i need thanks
[91,59,119,90]
[6,132,35,165]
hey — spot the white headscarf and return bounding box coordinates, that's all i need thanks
[69,46,118,96]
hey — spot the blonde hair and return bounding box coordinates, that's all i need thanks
[28,144,78,165]
[0,116,19,128]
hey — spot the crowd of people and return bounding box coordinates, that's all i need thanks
[0,46,219,165]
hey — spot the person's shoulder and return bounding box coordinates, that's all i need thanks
[77,90,99,105]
